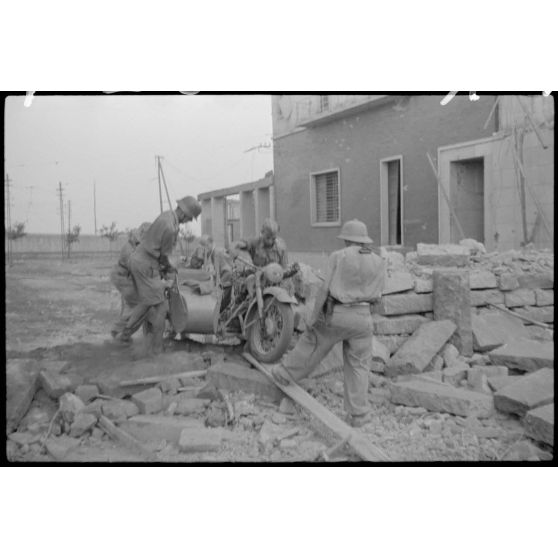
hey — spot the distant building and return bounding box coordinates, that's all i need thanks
[197,171,275,248]
[271,94,554,257]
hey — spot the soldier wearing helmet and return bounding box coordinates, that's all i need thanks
[271,219,385,428]
[234,217,288,269]
[115,196,202,353]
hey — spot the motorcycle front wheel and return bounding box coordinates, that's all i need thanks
[247,299,294,363]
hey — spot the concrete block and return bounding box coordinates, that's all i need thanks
[517,272,554,290]
[433,270,473,356]
[373,315,430,335]
[487,375,520,392]
[59,393,85,424]
[101,399,140,422]
[498,273,519,291]
[376,335,410,356]
[472,312,530,352]
[494,368,554,417]
[442,344,460,368]
[206,361,282,401]
[515,306,554,324]
[417,243,470,267]
[426,355,444,372]
[375,293,433,316]
[468,366,508,392]
[6,359,41,433]
[442,364,470,387]
[39,361,80,399]
[121,415,203,444]
[371,337,390,364]
[414,278,433,294]
[488,340,554,372]
[535,289,554,307]
[178,427,222,453]
[524,404,554,446]
[279,398,297,415]
[176,397,209,415]
[45,436,81,461]
[525,325,554,342]
[131,387,164,414]
[470,290,505,307]
[470,270,498,290]
[504,289,536,308]
[385,320,456,377]
[389,380,494,418]
[75,385,99,404]
[383,272,414,295]
[70,413,97,437]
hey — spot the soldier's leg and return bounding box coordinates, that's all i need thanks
[272,321,342,384]
[342,311,374,419]
[148,302,167,355]
[119,303,151,341]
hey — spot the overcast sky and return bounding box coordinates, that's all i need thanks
[4,94,273,235]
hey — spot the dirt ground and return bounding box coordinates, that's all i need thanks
[5,255,552,463]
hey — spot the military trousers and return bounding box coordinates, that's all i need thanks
[279,304,373,417]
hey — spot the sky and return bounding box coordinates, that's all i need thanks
[4,94,273,235]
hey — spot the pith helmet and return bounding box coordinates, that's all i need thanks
[337,219,373,244]
[177,196,202,220]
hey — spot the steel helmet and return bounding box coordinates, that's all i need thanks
[337,219,373,244]
[177,196,202,221]
[261,218,279,235]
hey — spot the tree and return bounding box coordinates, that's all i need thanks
[66,225,81,257]
[99,222,122,254]
[7,221,26,240]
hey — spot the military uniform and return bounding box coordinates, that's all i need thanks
[121,210,179,350]
[273,241,385,422]
[244,236,288,268]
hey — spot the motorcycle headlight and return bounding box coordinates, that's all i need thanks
[263,263,283,284]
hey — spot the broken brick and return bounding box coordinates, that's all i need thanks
[470,290,505,307]
[472,312,530,352]
[385,320,456,377]
[493,368,554,416]
[487,375,519,392]
[416,243,470,267]
[442,364,470,387]
[178,427,222,453]
[39,361,78,399]
[535,289,554,307]
[375,293,433,316]
[101,399,139,422]
[382,272,414,295]
[70,413,98,437]
[470,270,498,290]
[467,366,508,392]
[45,436,81,461]
[389,380,494,418]
[514,306,554,324]
[488,340,554,372]
[498,273,519,291]
[373,315,430,336]
[131,387,164,414]
[175,397,208,415]
[516,272,553,290]
[206,361,282,401]
[524,404,554,447]
[504,289,536,308]
[75,385,99,404]
[414,278,433,294]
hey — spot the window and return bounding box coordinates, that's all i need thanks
[310,169,341,226]
[380,156,404,246]
[319,95,330,113]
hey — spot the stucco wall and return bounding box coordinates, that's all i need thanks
[273,94,497,253]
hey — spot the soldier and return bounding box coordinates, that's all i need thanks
[109,221,151,339]
[234,218,288,269]
[115,196,202,353]
[271,219,385,427]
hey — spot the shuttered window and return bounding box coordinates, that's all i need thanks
[311,170,340,225]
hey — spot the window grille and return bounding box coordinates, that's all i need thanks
[312,171,340,225]
[319,95,330,113]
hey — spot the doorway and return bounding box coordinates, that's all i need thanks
[450,157,485,242]
[380,156,403,246]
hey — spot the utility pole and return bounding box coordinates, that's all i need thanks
[93,180,97,235]
[67,199,71,258]
[58,182,65,259]
[5,173,13,266]
[156,156,164,213]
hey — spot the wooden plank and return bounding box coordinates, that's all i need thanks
[98,416,156,461]
[118,369,207,388]
[243,353,392,462]
[488,303,553,330]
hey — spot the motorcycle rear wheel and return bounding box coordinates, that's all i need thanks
[247,299,294,363]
